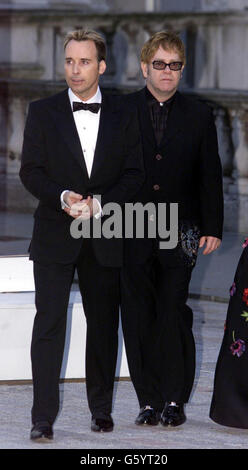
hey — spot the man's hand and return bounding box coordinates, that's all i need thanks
[63,191,83,218]
[65,197,101,220]
[68,196,92,219]
[199,236,221,255]
[63,191,83,207]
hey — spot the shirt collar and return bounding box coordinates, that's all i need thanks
[145,86,175,107]
[68,86,102,109]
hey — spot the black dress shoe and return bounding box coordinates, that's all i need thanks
[91,417,114,432]
[160,403,186,427]
[135,406,161,426]
[30,421,53,442]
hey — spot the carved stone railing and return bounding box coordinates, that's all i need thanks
[186,89,248,232]
[1,8,248,231]
[1,9,248,87]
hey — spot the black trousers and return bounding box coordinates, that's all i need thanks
[121,242,196,412]
[31,239,120,425]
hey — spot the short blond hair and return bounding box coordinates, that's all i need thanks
[141,31,186,65]
[64,29,106,62]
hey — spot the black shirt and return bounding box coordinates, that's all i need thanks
[145,87,175,146]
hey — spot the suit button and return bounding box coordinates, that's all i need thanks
[156,154,162,160]
[153,184,160,191]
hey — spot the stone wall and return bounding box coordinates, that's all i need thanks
[157,0,248,11]
[2,9,248,88]
[0,5,248,232]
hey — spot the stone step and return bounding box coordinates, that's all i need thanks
[0,290,130,382]
[0,256,34,293]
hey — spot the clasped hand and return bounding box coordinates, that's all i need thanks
[63,191,95,220]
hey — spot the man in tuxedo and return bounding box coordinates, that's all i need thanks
[19,29,143,441]
[121,31,223,427]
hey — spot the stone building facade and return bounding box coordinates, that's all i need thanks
[1,0,248,232]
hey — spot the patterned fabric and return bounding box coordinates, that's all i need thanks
[178,221,201,268]
[210,240,248,428]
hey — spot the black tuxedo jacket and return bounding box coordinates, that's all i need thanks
[20,88,144,266]
[123,87,224,262]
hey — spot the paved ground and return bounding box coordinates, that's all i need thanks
[0,212,248,453]
[1,299,248,451]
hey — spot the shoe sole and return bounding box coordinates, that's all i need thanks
[91,426,114,432]
[91,428,113,433]
[30,436,53,443]
[135,421,159,426]
[160,419,186,428]
[31,437,53,444]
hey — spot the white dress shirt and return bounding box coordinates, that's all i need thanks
[61,87,102,216]
[69,86,102,176]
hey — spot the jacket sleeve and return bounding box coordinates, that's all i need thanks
[199,106,224,239]
[19,102,65,211]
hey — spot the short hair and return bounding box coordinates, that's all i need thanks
[141,31,186,65]
[64,29,106,62]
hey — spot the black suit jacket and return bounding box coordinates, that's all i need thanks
[124,87,224,262]
[20,88,144,266]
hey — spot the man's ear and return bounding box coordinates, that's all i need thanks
[141,61,148,79]
[99,60,107,75]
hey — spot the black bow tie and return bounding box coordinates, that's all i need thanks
[72,101,101,113]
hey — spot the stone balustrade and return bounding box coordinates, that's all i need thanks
[1,8,248,88]
[1,7,248,232]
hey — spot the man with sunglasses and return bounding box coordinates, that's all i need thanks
[121,31,223,428]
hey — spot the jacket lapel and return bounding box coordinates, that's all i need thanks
[136,88,157,151]
[159,91,187,148]
[90,92,120,179]
[49,89,89,177]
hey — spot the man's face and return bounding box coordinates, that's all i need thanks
[141,46,184,101]
[64,39,106,100]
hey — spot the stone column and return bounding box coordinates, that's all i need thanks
[5,96,31,211]
[214,107,233,192]
[0,85,8,211]
[120,23,142,84]
[224,107,248,232]
[101,27,116,83]
[229,108,248,196]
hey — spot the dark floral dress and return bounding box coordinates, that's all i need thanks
[210,238,248,428]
